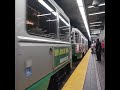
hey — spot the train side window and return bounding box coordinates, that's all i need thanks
[75,32,79,43]
[82,38,84,44]
[26,0,57,39]
[59,13,70,42]
[77,34,79,43]
[71,33,74,43]
[79,35,81,43]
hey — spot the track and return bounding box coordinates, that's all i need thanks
[58,60,81,90]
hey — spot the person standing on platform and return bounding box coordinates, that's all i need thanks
[95,38,101,61]
[91,43,94,54]
[101,40,105,55]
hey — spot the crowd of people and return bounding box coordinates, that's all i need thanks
[91,38,105,61]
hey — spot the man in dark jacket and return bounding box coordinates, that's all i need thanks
[96,38,101,61]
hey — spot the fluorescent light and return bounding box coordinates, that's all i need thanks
[88,3,105,8]
[59,16,69,26]
[38,0,54,12]
[90,24,100,27]
[88,6,94,8]
[76,0,91,39]
[91,32,100,34]
[52,12,57,16]
[62,28,69,30]
[89,11,105,16]
[91,30,100,34]
[37,13,51,17]
[90,21,102,24]
[90,24,100,26]
[79,7,91,38]
[38,0,69,26]
[90,29,101,30]
[99,3,105,6]
[76,0,83,6]
[59,26,69,28]
[46,19,56,22]
[38,0,57,16]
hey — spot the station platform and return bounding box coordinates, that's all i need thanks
[61,49,105,90]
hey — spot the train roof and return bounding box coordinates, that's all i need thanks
[49,0,70,22]
[72,27,88,41]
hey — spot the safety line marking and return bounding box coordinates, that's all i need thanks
[93,55,101,90]
[61,49,91,90]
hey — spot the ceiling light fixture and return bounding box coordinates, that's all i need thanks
[90,24,100,27]
[88,3,105,8]
[76,0,91,39]
[89,11,105,15]
[90,21,102,24]
[90,29,101,30]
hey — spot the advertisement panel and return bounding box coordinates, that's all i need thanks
[53,47,70,68]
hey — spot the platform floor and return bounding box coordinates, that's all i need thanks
[61,50,105,90]
[83,53,105,90]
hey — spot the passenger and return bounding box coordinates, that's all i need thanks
[91,44,94,54]
[95,38,101,61]
[94,43,96,54]
[101,40,105,55]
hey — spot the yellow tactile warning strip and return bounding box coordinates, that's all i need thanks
[61,49,91,90]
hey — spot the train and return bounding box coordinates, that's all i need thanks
[71,28,88,62]
[15,0,88,90]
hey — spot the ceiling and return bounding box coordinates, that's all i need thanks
[54,0,105,40]
[84,0,105,37]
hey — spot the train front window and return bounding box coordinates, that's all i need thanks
[59,13,70,42]
[26,0,57,39]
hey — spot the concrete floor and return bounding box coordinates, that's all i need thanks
[83,53,105,90]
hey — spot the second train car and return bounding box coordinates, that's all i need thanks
[71,28,88,62]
